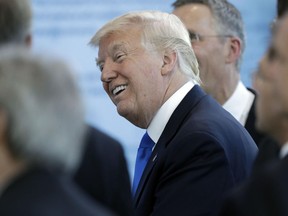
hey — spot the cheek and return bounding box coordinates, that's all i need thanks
[193,43,224,69]
[256,91,273,128]
[256,83,271,111]
[275,81,288,108]
[256,94,265,116]
[102,83,110,95]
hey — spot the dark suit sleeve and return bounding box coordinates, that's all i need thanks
[151,133,235,216]
[245,88,267,146]
[252,137,280,173]
[219,157,288,216]
[74,126,133,216]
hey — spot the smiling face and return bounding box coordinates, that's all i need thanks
[97,27,168,128]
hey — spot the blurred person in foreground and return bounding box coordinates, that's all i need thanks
[219,12,288,216]
[0,47,113,216]
[0,0,133,215]
[90,10,257,216]
[251,0,288,172]
[172,0,267,145]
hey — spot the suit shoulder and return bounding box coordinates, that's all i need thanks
[86,125,123,150]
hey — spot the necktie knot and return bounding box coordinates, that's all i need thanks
[139,132,155,149]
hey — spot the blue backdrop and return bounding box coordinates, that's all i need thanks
[32,0,276,179]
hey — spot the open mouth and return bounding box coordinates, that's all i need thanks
[112,85,127,95]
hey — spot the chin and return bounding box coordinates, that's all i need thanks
[117,107,128,118]
[117,106,132,121]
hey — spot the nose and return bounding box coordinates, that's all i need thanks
[101,59,118,83]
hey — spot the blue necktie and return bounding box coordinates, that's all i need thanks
[132,132,155,195]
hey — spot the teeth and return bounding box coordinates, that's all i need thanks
[112,85,127,95]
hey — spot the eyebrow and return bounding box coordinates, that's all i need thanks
[96,42,127,66]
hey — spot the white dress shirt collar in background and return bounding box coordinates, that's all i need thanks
[280,141,288,159]
[223,81,255,126]
[147,81,195,144]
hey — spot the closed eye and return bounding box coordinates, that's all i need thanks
[98,64,104,72]
[96,58,104,72]
[96,61,104,72]
[114,52,126,62]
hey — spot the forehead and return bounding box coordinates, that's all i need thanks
[173,3,216,33]
[98,28,142,56]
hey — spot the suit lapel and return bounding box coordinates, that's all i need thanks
[244,87,256,130]
[133,85,207,205]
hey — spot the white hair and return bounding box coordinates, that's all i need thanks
[90,10,201,83]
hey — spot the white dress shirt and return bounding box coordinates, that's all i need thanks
[223,81,255,126]
[147,81,195,145]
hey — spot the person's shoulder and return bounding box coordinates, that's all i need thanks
[0,168,115,216]
[85,125,123,150]
[258,155,288,181]
[220,157,288,216]
[59,174,116,216]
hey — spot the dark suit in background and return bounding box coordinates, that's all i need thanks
[0,168,114,216]
[245,88,280,171]
[245,88,267,145]
[134,86,258,216]
[74,126,133,216]
[219,156,288,216]
[253,137,280,173]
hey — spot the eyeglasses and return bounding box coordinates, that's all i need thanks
[188,31,232,43]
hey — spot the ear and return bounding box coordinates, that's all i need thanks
[225,37,241,65]
[161,51,177,76]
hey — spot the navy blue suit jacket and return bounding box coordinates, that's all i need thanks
[245,88,280,171]
[133,85,258,216]
[74,126,133,216]
[0,168,114,216]
[245,88,266,145]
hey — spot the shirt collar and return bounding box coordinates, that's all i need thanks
[147,81,195,143]
[222,81,255,125]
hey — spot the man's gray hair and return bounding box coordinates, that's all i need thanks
[90,10,200,83]
[0,46,86,174]
[0,0,32,44]
[173,0,245,70]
